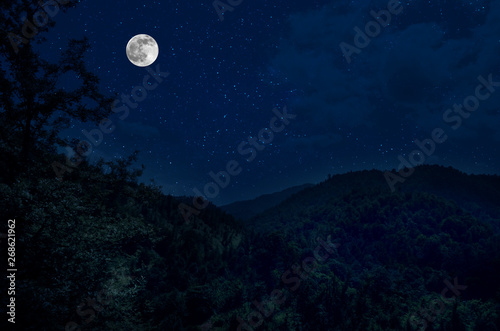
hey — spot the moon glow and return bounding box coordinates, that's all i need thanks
[126,34,159,67]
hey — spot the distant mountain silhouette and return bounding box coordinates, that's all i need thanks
[219,183,314,220]
[245,165,500,233]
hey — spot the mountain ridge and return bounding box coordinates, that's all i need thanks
[219,183,314,220]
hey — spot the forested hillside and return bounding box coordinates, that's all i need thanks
[1,141,499,330]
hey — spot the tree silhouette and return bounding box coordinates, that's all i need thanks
[0,0,114,168]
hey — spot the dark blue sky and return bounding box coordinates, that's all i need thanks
[34,0,499,204]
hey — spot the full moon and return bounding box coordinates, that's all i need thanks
[126,34,159,67]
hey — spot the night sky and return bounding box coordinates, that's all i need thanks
[34,0,499,205]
